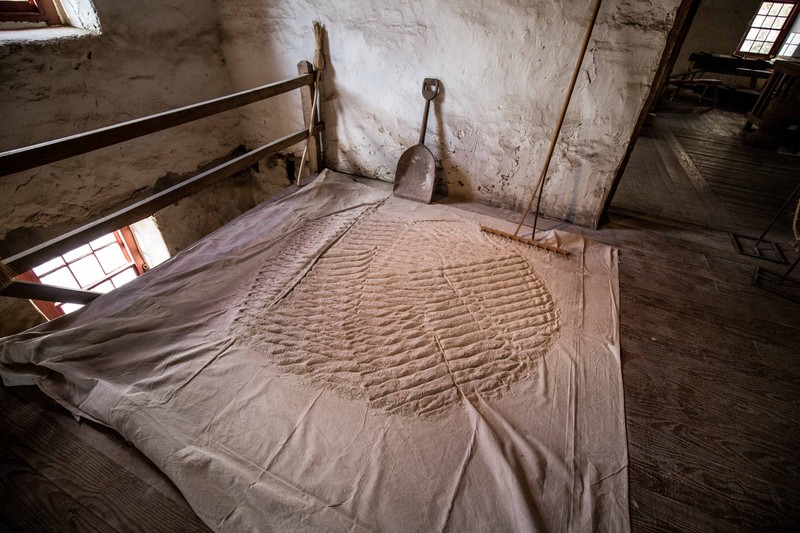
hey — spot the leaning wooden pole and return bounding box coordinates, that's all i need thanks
[0,260,15,291]
[481,0,603,256]
[296,21,325,186]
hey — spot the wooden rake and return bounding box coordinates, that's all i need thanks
[480,0,603,258]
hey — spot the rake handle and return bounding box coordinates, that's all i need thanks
[514,0,603,238]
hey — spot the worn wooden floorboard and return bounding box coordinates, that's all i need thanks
[611,130,718,228]
[452,197,800,531]
[0,385,211,532]
[0,449,113,533]
[1,116,799,531]
[613,107,800,235]
[4,386,194,511]
[610,107,800,532]
[627,482,746,533]
[671,128,800,233]
[621,255,798,329]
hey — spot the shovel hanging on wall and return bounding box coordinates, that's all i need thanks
[393,78,440,203]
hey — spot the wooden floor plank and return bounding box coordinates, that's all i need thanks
[2,386,194,512]
[0,386,210,533]
[609,106,800,532]
[629,483,745,533]
[620,255,800,331]
[2,108,799,531]
[0,449,116,533]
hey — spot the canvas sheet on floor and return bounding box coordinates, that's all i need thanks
[0,170,626,532]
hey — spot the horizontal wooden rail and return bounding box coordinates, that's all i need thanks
[4,128,309,274]
[1,280,101,305]
[0,72,315,178]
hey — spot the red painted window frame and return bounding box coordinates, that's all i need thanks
[0,0,61,26]
[20,227,146,321]
[737,1,800,58]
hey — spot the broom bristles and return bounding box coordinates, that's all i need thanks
[0,259,17,291]
[313,20,325,71]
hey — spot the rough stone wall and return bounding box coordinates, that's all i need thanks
[673,0,762,86]
[217,0,681,227]
[0,0,245,258]
[0,299,45,338]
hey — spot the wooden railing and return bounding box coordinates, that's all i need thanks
[1,60,323,305]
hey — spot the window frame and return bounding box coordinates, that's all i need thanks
[778,31,800,56]
[736,1,800,58]
[20,228,146,321]
[0,0,61,26]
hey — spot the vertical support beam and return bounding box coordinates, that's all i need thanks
[596,0,702,226]
[38,0,63,25]
[297,61,323,174]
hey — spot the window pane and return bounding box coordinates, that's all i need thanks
[771,16,786,29]
[758,41,774,53]
[754,15,766,26]
[790,33,800,44]
[747,27,760,40]
[70,255,105,287]
[92,280,115,294]
[63,244,91,263]
[95,244,127,274]
[759,2,773,15]
[90,233,116,250]
[779,3,794,15]
[769,3,782,15]
[768,29,780,41]
[741,40,755,52]
[757,28,770,40]
[60,303,84,315]
[111,268,137,288]
[40,267,80,289]
[32,256,65,277]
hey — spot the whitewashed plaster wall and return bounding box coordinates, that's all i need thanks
[217,0,682,227]
[0,0,246,259]
[0,0,252,335]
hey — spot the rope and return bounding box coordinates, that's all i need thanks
[793,196,800,251]
[296,21,325,186]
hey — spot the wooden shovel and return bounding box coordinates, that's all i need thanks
[393,78,440,203]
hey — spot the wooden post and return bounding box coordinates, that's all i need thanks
[3,129,309,274]
[297,60,323,174]
[0,72,315,178]
[597,0,702,227]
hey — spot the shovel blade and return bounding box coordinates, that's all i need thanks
[393,145,435,203]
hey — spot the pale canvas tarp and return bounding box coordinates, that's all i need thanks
[0,171,626,532]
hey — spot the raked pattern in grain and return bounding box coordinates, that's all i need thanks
[234,211,560,417]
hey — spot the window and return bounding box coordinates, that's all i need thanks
[18,228,146,320]
[779,32,800,56]
[737,1,800,57]
[0,0,61,25]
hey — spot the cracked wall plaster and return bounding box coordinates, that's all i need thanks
[0,0,248,257]
[1,0,683,264]
[216,0,682,227]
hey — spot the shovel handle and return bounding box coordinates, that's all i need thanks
[419,78,440,145]
[419,99,432,145]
